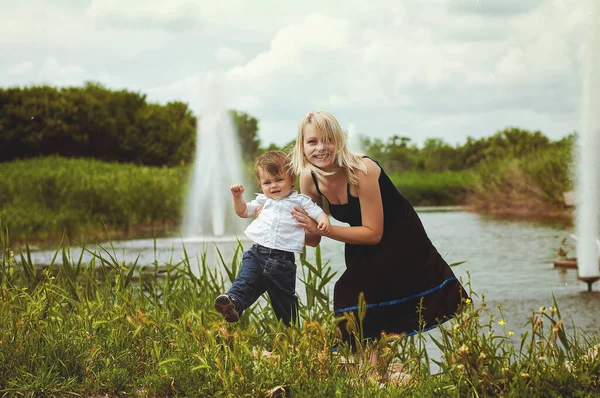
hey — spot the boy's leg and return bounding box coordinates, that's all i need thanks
[217,247,266,321]
[264,255,298,326]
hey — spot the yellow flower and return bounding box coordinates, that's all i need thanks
[498,320,505,325]
[465,298,472,304]
[508,331,514,336]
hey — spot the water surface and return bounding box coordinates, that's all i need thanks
[30,209,599,338]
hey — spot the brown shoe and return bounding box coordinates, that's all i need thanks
[214,294,239,322]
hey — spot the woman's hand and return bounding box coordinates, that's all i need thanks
[292,206,321,235]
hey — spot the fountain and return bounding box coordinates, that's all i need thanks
[575,4,600,291]
[182,82,248,239]
[347,122,364,154]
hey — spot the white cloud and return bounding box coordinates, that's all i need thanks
[258,118,299,147]
[447,0,545,17]
[231,95,262,111]
[0,0,595,148]
[146,73,205,110]
[215,46,245,66]
[495,47,526,78]
[226,14,350,90]
[38,57,87,85]
[6,61,35,75]
[328,94,350,107]
[85,0,201,31]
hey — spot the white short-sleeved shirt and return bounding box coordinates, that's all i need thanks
[245,191,324,253]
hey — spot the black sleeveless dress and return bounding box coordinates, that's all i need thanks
[311,160,467,342]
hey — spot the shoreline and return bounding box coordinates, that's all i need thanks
[3,221,181,251]
[414,205,470,213]
[467,205,573,227]
[3,204,574,251]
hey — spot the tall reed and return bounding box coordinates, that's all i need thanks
[0,232,598,397]
[468,144,573,219]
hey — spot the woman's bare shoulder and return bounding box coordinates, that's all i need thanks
[299,172,319,197]
[358,157,381,179]
[299,171,314,185]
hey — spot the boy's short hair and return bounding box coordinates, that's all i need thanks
[254,150,296,186]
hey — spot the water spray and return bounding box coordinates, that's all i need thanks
[575,3,600,291]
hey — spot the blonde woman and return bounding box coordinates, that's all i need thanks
[290,110,468,347]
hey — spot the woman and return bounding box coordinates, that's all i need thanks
[290,110,468,346]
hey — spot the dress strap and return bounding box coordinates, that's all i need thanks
[345,155,370,196]
[310,172,329,202]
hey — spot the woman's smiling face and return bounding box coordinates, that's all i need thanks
[303,123,336,171]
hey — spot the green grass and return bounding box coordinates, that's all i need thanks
[388,171,476,206]
[1,231,598,397]
[0,156,191,243]
[1,158,478,246]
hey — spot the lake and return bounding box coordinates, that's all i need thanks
[28,208,600,341]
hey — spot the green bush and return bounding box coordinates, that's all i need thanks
[0,83,196,166]
[470,142,574,211]
[519,145,574,205]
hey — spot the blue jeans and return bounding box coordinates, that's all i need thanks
[227,244,298,326]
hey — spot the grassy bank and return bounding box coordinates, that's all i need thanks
[1,157,476,246]
[467,145,574,222]
[0,156,190,244]
[388,171,475,206]
[1,237,598,397]
[0,150,573,246]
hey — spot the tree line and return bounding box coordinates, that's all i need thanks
[361,128,573,173]
[0,83,261,166]
[0,83,572,171]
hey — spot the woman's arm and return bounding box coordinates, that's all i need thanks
[294,158,384,245]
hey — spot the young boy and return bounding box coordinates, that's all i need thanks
[214,150,330,326]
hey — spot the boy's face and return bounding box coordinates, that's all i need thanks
[258,169,295,200]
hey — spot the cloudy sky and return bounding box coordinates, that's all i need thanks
[1,0,596,147]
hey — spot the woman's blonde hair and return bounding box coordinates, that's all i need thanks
[290,110,367,186]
